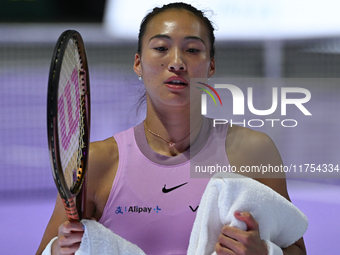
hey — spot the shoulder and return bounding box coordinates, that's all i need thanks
[89,137,118,167]
[226,125,278,159]
[88,137,119,185]
[226,125,289,199]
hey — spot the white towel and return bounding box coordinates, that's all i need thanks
[75,219,146,255]
[187,172,308,255]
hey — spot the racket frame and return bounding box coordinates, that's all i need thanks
[47,30,90,221]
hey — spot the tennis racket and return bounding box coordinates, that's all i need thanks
[47,30,90,222]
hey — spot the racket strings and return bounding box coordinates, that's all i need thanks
[72,87,86,193]
[72,42,87,193]
[58,38,84,193]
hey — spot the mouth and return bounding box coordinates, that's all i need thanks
[165,77,188,89]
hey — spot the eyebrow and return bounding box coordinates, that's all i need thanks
[149,34,206,46]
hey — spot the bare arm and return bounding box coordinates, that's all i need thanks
[215,125,307,255]
[35,138,118,255]
[35,194,73,255]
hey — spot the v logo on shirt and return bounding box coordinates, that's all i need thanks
[189,206,198,212]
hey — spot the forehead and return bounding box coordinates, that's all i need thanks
[144,9,209,41]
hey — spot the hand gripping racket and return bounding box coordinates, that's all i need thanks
[47,30,90,221]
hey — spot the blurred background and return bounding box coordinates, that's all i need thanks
[0,0,339,254]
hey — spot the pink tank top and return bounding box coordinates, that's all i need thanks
[99,118,230,254]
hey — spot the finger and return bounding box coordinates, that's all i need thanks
[214,242,235,255]
[217,232,243,254]
[59,221,84,235]
[220,224,246,241]
[58,232,84,247]
[59,242,81,255]
[234,211,259,231]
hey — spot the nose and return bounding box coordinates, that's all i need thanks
[168,48,186,72]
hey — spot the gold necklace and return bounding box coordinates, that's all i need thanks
[144,120,202,148]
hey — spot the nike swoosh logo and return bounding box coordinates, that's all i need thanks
[162,182,188,193]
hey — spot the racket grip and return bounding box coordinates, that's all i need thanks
[62,198,79,222]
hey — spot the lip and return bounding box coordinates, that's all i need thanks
[164,76,189,90]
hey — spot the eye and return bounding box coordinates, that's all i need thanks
[187,48,200,53]
[154,47,168,52]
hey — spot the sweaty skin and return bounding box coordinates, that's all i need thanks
[36,8,306,255]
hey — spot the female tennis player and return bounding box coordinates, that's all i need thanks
[36,2,306,255]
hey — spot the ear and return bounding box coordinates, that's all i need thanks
[208,57,216,77]
[133,53,142,76]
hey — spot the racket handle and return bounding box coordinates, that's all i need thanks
[62,198,79,222]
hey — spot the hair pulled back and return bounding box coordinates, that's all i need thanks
[137,2,215,58]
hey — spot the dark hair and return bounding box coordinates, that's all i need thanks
[137,2,215,58]
[134,3,215,116]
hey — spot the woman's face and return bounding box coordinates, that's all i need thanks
[134,9,215,108]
